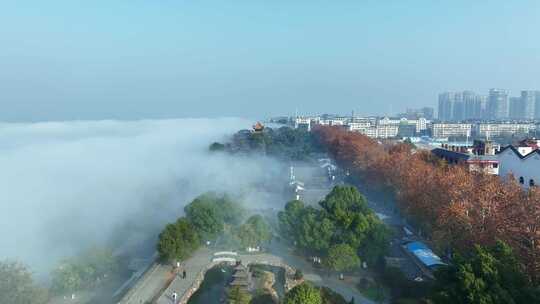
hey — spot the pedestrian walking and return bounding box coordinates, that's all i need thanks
[172,291,177,303]
[183,270,186,279]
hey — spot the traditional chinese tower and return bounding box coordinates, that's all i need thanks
[252,122,265,133]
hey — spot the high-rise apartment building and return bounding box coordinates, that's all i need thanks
[440,91,487,121]
[508,91,538,120]
[438,92,455,121]
[463,91,475,120]
[439,92,466,121]
[521,90,537,120]
[536,91,540,119]
[487,89,509,119]
[452,98,465,121]
[509,97,524,119]
[464,93,487,120]
[478,95,488,119]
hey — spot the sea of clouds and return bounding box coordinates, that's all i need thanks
[0,118,284,277]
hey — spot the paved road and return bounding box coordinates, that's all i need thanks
[267,241,375,304]
[155,248,213,304]
[118,263,172,304]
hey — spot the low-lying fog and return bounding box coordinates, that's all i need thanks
[0,118,287,278]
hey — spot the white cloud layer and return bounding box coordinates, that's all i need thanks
[0,118,283,277]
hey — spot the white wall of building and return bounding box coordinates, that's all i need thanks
[497,147,540,188]
[475,123,535,137]
[432,123,472,139]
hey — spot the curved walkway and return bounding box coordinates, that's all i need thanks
[152,245,374,304]
[266,241,375,304]
[155,248,213,304]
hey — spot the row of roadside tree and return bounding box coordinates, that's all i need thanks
[313,125,540,303]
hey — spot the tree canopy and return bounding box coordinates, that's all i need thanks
[431,241,540,304]
[227,286,252,304]
[184,192,244,240]
[314,126,540,282]
[50,247,119,294]
[0,260,48,304]
[157,218,200,262]
[326,244,361,272]
[209,142,226,152]
[158,192,253,260]
[283,283,322,304]
[236,215,271,248]
[212,126,321,160]
[278,186,390,267]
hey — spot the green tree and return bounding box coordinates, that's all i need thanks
[338,212,372,250]
[245,215,271,241]
[284,283,322,304]
[227,286,252,304]
[320,286,348,304]
[278,200,305,240]
[320,186,370,228]
[209,142,226,151]
[296,208,335,253]
[0,261,48,304]
[431,241,540,304]
[358,221,390,266]
[185,192,244,240]
[236,215,271,248]
[50,246,119,294]
[320,186,390,266]
[326,244,361,272]
[78,247,118,280]
[157,218,200,262]
[51,262,83,293]
[185,193,225,239]
[220,195,245,226]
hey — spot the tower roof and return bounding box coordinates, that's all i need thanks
[253,122,265,131]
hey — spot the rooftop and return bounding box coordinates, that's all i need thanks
[404,241,446,268]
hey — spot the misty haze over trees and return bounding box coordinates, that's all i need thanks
[0,118,291,303]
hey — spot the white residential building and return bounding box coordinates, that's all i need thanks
[320,118,346,126]
[294,117,313,131]
[497,146,540,188]
[375,125,399,138]
[416,117,428,133]
[379,117,429,134]
[475,123,535,138]
[431,123,472,139]
[347,121,372,132]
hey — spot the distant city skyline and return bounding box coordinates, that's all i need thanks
[1,1,540,122]
[438,88,540,121]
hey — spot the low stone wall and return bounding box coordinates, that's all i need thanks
[178,262,218,304]
[178,256,299,304]
[244,260,297,292]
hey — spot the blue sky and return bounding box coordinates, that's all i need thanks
[1,1,539,121]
